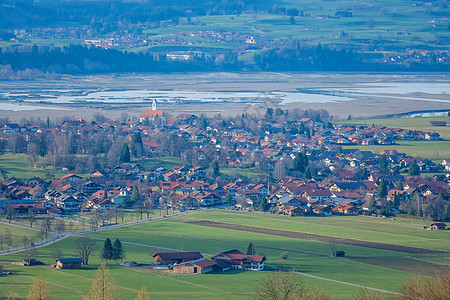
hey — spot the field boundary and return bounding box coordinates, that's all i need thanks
[188,220,448,254]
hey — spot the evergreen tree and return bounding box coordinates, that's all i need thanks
[129,185,141,207]
[408,160,420,175]
[247,242,255,255]
[377,179,388,199]
[132,133,143,158]
[27,277,51,300]
[112,239,124,263]
[120,143,131,163]
[304,166,312,179]
[212,161,220,178]
[293,153,305,172]
[379,154,389,173]
[102,238,113,261]
[395,180,404,191]
[258,196,270,212]
[86,262,118,300]
[224,191,232,205]
[265,108,273,119]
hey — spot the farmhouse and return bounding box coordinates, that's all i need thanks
[153,252,203,265]
[430,222,447,230]
[172,258,217,274]
[211,249,266,271]
[56,258,83,269]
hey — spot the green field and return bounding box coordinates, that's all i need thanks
[0,222,40,250]
[337,116,450,161]
[1,210,448,299]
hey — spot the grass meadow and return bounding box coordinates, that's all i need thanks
[1,210,448,299]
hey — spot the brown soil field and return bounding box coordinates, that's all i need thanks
[189,220,448,254]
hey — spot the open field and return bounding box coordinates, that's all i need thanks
[343,141,450,161]
[1,210,448,299]
[0,222,40,250]
[339,116,450,140]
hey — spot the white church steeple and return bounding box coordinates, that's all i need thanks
[152,99,157,111]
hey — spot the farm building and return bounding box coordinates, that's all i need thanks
[153,252,203,265]
[172,258,217,274]
[56,258,83,269]
[333,251,346,257]
[429,121,447,127]
[211,249,266,271]
[430,223,447,230]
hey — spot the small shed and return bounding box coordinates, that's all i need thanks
[56,258,83,269]
[430,223,447,230]
[333,251,345,257]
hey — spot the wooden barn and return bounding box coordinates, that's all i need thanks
[56,258,83,269]
[173,258,217,274]
[153,252,203,265]
[333,251,346,257]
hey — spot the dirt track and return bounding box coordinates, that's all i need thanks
[189,220,448,254]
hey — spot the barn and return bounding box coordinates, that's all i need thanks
[56,258,83,269]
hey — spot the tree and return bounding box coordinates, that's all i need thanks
[212,161,220,178]
[377,179,387,199]
[289,15,295,25]
[112,239,124,263]
[224,191,232,205]
[135,286,151,300]
[395,180,404,191]
[293,153,305,172]
[27,278,51,300]
[86,262,118,300]
[304,166,312,179]
[408,160,420,175]
[247,242,256,255]
[52,248,64,261]
[265,108,273,119]
[252,271,330,300]
[102,238,113,261]
[4,228,12,250]
[74,236,96,265]
[39,218,53,239]
[129,185,141,207]
[259,197,270,212]
[379,155,389,173]
[24,244,37,262]
[394,266,450,300]
[28,211,36,228]
[120,143,131,163]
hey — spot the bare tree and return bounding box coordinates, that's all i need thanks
[27,277,51,300]
[52,248,64,261]
[135,285,151,300]
[24,244,37,262]
[39,218,53,239]
[4,228,12,250]
[74,236,96,265]
[55,220,65,235]
[28,211,36,228]
[85,262,118,300]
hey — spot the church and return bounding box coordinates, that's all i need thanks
[139,99,165,122]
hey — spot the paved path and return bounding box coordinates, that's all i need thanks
[0,220,41,231]
[0,208,208,256]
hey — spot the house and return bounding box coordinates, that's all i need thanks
[56,258,83,269]
[172,258,217,274]
[211,249,266,271]
[430,223,447,230]
[153,252,203,265]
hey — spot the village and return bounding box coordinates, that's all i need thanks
[0,101,449,232]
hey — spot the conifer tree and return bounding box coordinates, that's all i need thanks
[408,160,420,175]
[102,238,113,261]
[247,242,256,255]
[112,239,124,263]
[377,179,388,199]
[120,143,131,163]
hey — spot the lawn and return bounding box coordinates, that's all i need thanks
[1,210,448,299]
[0,222,40,250]
[0,154,72,180]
